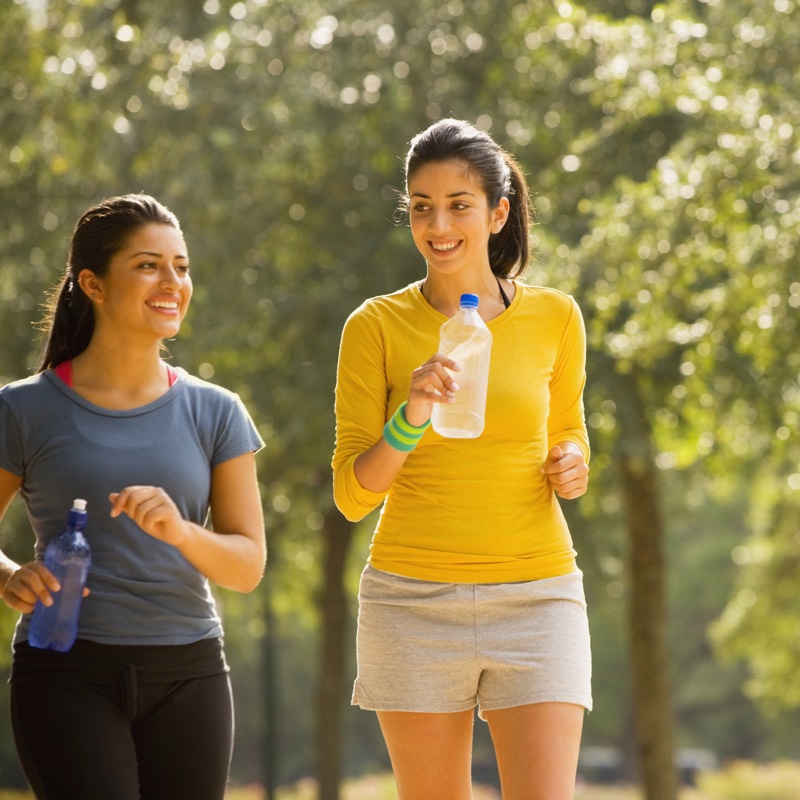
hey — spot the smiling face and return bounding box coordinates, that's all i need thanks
[78,223,192,344]
[407,159,509,279]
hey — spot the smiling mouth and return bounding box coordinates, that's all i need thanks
[430,240,461,252]
[148,300,179,310]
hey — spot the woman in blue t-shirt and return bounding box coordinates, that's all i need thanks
[0,194,266,800]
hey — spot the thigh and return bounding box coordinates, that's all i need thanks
[11,681,139,800]
[134,673,233,800]
[377,709,474,800]
[484,702,584,800]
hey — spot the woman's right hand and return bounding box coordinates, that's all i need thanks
[1,561,89,614]
[1,561,60,614]
[352,353,462,494]
[405,354,462,426]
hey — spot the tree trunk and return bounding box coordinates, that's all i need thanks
[315,507,355,800]
[617,375,679,800]
[262,597,277,800]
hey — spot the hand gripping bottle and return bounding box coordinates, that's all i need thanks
[431,293,492,438]
[29,499,91,652]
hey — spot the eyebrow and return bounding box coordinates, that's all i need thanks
[130,251,189,260]
[410,191,476,199]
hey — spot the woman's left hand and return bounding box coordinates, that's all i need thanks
[541,445,589,499]
[108,486,189,548]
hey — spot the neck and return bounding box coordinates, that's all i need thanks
[421,270,508,320]
[72,337,167,393]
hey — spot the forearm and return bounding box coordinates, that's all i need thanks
[176,522,265,593]
[0,469,23,600]
[353,437,412,494]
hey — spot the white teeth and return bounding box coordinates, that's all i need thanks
[149,300,179,309]
[431,241,459,251]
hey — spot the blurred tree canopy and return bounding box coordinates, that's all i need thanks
[1,0,799,796]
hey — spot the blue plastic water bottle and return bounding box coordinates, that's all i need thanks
[29,499,91,652]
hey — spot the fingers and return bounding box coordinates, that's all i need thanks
[541,448,589,499]
[411,354,461,398]
[405,354,462,425]
[2,562,59,614]
[109,487,186,546]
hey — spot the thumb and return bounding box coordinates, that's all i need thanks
[541,446,564,473]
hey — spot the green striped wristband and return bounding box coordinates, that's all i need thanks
[383,402,431,452]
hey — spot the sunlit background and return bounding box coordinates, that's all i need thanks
[1,0,799,798]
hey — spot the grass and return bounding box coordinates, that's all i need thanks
[226,776,502,799]
[0,778,646,800]
[0,783,711,800]
[224,777,709,799]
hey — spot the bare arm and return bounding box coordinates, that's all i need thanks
[109,451,266,593]
[0,467,72,613]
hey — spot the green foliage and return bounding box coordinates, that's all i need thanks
[711,489,800,714]
[1,0,800,788]
[696,760,800,800]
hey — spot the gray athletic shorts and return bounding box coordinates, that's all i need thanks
[352,564,592,719]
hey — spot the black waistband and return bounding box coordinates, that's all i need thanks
[10,637,228,686]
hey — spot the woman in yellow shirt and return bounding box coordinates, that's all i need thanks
[333,119,591,800]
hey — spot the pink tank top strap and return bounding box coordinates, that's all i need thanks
[54,360,178,388]
[53,360,73,387]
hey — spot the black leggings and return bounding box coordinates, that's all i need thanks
[10,639,233,800]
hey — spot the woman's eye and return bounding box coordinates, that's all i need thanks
[177,264,191,274]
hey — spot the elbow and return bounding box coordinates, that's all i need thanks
[224,561,265,594]
[337,504,370,524]
[237,571,264,594]
[332,475,370,523]
[333,489,369,523]
[235,538,267,593]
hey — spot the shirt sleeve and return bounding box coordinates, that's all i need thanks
[332,305,391,521]
[0,396,25,476]
[547,296,590,462]
[210,393,264,468]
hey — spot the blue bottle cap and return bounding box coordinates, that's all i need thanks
[460,293,479,309]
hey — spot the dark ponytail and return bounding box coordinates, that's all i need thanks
[37,194,182,371]
[400,119,534,278]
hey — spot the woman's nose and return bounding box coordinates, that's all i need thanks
[428,208,450,233]
[159,264,181,285]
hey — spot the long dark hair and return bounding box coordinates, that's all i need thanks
[37,194,182,371]
[399,118,534,278]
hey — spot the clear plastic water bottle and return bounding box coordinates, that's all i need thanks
[431,293,492,438]
[29,499,91,653]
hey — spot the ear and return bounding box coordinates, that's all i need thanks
[491,196,510,234]
[76,269,105,303]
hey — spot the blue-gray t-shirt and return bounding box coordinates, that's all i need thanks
[0,368,263,646]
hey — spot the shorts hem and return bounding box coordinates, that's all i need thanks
[352,684,476,714]
[478,694,592,719]
[354,701,478,714]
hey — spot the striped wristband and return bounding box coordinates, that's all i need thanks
[383,402,431,452]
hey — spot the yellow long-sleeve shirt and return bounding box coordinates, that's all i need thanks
[333,281,589,584]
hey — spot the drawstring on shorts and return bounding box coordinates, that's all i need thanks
[120,663,146,719]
